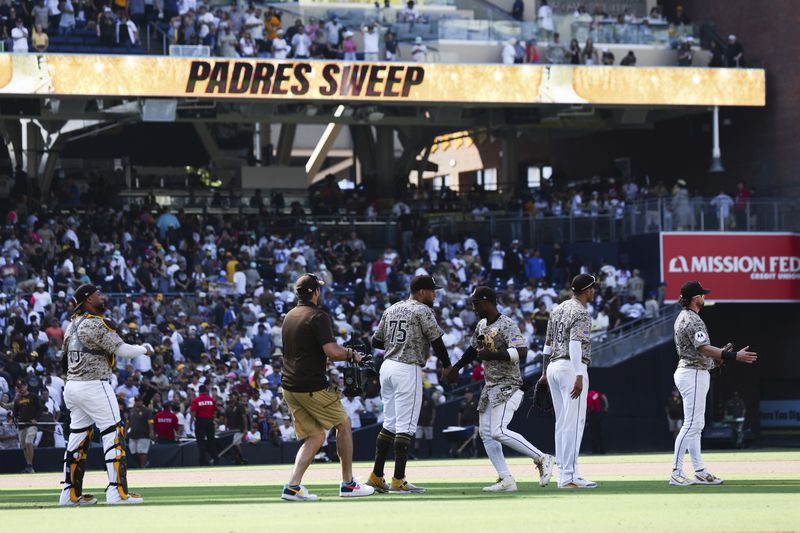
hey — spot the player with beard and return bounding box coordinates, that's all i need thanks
[58,284,154,506]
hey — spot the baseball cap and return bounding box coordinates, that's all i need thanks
[71,283,99,313]
[680,281,711,299]
[295,273,325,295]
[571,274,597,292]
[410,275,441,292]
[470,286,497,304]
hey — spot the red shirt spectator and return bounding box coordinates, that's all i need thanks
[154,407,180,442]
[372,257,389,282]
[587,390,607,413]
[191,392,216,420]
[471,364,484,382]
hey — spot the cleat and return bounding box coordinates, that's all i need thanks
[535,455,555,487]
[58,492,97,507]
[694,471,723,485]
[365,473,390,493]
[482,475,518,492]
[339,478,375,498]
[106,491,143,505]
[558,483,578,489]
[574,478,598,489]
[389,477,426,494]
[281,484,319,502]
[669,471,695,486]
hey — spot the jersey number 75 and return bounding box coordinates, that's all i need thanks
[388,319,408,344]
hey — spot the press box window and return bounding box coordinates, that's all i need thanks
[527,166,552,189]
[477,168,498,191]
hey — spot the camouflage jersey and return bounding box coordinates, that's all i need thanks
[673,309,714,371]
[373,298,444,367]
[471,314,526,412]
[62,313,124,381]
[545,298,592,366]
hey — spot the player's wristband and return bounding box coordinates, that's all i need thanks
[721,348,736,361]
[543,345,553,356]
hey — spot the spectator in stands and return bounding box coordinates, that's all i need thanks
[33,1,51,33]
[620,50,636,66]
[362,23,379,61]
[217,24,238,57]
[278,416,296,442]
[708,39,724,67]
[341,392,365,430]
[537,0,554,41]
[586,389,608,454]
[601,47,614,65]
[244,422,261,443]
[581,37,598,65]
[671,4,691,26]
[671,179,695,229]
[457,388,479,426]
[116,11,139,49]
[97,7,115,47]
[384,30,399,61]
[619,295,645,322]
[272,28,289,59]
[401,0,420,23]
[510,0,524,21]
[58,0,75,35]
[677,38,693,66]
[410,35,427,62]
[341,30,357,60]
[627,269,644,302]
[501,38,516,64]
[569,38,581,64]
[711,189,734,230]
[291,25,311,59]
[644,292,660,320]
[31,24,50,52]
[11,17,29,52]
[524,38,539,63]
[725,34,744,67]
[547,32,566,64]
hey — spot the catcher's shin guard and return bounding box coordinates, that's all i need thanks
[101,423,133,500]
[60,426,94,504]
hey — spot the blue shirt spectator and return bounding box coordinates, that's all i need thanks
[525,250,547,281]
[251,325,273,359]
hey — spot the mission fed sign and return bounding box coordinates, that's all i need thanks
[660,232,800,302]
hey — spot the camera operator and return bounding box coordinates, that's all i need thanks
[278,273,374,502]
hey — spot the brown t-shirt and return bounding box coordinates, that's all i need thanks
[281,302,335,392]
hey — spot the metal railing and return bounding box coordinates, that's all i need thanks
[622,197,800,236]
[591,303,680,367]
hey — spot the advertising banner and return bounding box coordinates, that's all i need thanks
[760,400,800,428]
[660,232,800,302]
[0,54,766,106]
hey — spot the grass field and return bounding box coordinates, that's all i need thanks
[1,450,799,532]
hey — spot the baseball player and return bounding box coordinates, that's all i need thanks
[366,275,451,494]
[539,273,597,489]
[670,281,757,486]
[445,286,554,492]
[58,284,154,506]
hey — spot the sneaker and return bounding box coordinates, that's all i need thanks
[535,455,555,487]
[694,471,724,485]
[365,473,390,493]
[281,484,319,502]
[58,491,97,507]
[482,475,518,493]
[574,478,598,489]
[22,466,35,474]
[106,490,144,505]
[339,478,375,498]
[669,471,695,486]
[389,478,426,494]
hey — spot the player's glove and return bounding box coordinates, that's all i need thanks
[711,343,733,375]
[532,379,554,414]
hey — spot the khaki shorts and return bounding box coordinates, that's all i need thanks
[129,438,151,454]
[19,426,37,446]
[282,386,348,440]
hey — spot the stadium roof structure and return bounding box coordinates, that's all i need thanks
[0,54,765,192]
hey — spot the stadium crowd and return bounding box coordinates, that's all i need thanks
[0,177,665,467]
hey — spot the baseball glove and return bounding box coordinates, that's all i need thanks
[711,342,733,376]
[526,380,554,417]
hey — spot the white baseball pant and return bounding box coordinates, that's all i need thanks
[479,388,545,479]
[547,359,589,486]
[672,367,710,473]
[379,358,423,435]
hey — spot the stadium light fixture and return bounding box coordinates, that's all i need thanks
[708,106,724,173]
